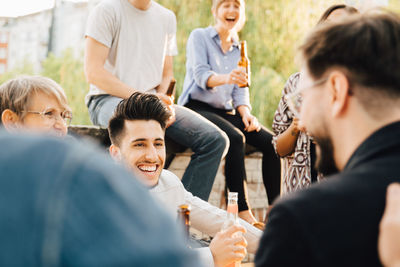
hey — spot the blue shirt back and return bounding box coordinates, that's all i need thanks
[0,131,202,267]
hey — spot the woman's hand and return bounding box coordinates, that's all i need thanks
[242,113,260,132]
[226,68,248,86]
[237,106,260,132]
[275,117,305,157]
[290,117,305,136]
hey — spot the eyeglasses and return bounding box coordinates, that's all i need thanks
[24,108,73,126]
[285,77,328,119]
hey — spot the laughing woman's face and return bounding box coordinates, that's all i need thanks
[214,0,244,32]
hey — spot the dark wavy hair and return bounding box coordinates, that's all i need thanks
[108,92,171,146]
[318,4,359,24]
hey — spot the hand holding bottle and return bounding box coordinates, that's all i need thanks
[155,93,176,128]
[210,225,247,267]
[226,68,248,87]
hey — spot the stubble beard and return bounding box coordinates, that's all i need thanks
[314,135,339,176]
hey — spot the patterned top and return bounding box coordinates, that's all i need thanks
[272,72,321,194]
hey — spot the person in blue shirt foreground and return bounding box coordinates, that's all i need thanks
[0,132,202,267]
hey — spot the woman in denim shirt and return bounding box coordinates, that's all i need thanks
[178,0,280,227]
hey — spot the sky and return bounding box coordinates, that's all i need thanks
[0,0,87,17]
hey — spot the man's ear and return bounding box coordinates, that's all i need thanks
[109,144,122,161]
[328,71,351,118]
[1,109,21,131]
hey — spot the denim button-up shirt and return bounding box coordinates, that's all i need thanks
[178,26,251,111]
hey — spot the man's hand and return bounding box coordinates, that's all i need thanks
[155,93,176,128]
[209,225,247,267]
[379,183,400,267]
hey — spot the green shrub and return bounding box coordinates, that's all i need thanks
[41,49,91,125]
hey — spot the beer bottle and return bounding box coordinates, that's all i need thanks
[221,192,242,267]
[237,40,250,88]
[177,204,191,241]
[166,78,176,98]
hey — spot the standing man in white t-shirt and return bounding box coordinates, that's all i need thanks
[84,0,229,201]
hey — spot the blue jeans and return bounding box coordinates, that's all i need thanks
[88,95,228,201]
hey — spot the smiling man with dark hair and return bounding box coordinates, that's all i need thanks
[108,92,262,267]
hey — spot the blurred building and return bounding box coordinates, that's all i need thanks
[0,10,52,75]
[0,0,100,76]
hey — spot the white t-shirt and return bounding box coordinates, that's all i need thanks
[85,0,178,103]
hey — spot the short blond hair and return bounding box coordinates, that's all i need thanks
[0,76,69,119]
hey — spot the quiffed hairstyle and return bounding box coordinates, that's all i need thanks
[108,92,171,146]
[317,4,359,24]
[299,11,400,105]
[0,75,68,123]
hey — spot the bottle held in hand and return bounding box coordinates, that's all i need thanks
[222,192,242,267]
[237,41,250,88]
[166,78,176,98]
[177,204,191,244]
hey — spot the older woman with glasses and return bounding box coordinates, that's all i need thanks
[272,4,358,194]
[0,76,72,137]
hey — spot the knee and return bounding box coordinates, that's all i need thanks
[211,129,230,154]
[228,128,245,147]
[217,131,229,158]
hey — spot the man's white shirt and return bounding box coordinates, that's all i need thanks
[150,169,262,266]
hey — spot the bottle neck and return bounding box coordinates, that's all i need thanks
[240,41,247,58]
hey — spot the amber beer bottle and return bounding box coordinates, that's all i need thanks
[166,78,176,97]
[238,40,250,88]
[177,204,191,241]
[221,192,242,267]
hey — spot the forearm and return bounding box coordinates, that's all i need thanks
[207,74,229,88]
[186,193,261,254]
[84,37,136,99]
[275,124,299,157]
[156,55,174,95]
[156,76,173,95]
[237,105,250,117]
[86,67,136,99]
